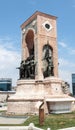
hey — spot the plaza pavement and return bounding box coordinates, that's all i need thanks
[0,116,27,124]
[0,107,75,129]
[0,106,27,124]
[0,115,75,129]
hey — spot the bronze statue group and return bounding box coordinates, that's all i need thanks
[18,43,54,80]
[18,55,36,79]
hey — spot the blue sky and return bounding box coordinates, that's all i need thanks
[0,0,75,92]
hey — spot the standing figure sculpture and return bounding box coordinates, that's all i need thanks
[43,43,54,78]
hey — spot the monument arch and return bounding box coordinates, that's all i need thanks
[25,29,35,56]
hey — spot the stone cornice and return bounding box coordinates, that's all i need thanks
[21,11,57,29]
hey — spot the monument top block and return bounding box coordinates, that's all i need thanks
[20,11,57,29]
[19,10,58,80]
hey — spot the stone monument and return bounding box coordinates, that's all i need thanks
[7,11,75,115]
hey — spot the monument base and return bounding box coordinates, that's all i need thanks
[7,79,44,115]
[7,77,75,115]
[7,101,40,115]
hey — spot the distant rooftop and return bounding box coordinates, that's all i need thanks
[0,78,12,81]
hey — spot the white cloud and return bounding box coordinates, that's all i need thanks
[58,39,75,93]
[58,41,75,56]
[59,58,69,66]
[58,42,67,48]
[59,58,75,67]
[58,57,75,93]
[0,36,21,86]
[59,69,72,92]
[59,69,71,83]
[70,49,75,55]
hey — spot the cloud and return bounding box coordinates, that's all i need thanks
[58,41,75,56]
[0,36,20,51]
[58,57,75,92]
[58,42,67,48]
[59,69,72,92]
[59,57,75,67]
[58,40,75,93]
[59,58,69,66]
[70,48,75,55]
[0,36,21,86]
[59,69,71,82]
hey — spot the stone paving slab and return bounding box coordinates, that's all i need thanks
[0,116,27,124]
[0,126,28,130]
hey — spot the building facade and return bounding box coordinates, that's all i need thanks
[0,78,12,91]
[72,74,75,96]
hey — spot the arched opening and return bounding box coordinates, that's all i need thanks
[25,29,34,56]
[42,43,54,78]
[19,29,35,80]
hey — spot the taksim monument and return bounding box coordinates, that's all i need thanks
[7,11,75,114]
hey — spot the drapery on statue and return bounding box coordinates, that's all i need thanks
[43,44,54,78]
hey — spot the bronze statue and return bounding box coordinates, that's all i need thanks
[43,44,54,78]
[18,54,36,79]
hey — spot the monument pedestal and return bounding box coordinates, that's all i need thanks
[7,77,75,115]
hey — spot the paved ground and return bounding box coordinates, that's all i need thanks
[0,116,75,129]
[0,116,27,124]
[0,106,27,124]
[0,107,75,129]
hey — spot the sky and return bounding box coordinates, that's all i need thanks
[0,0,75,92]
